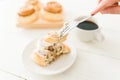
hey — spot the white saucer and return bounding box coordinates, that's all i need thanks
[22,39,77,75]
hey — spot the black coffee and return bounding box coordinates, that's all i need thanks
[77,21,98,30]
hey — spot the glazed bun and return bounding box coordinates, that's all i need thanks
[17,5,39,24]
[41,1,64,21]
[26,0,42,11]
[44,1,62,13]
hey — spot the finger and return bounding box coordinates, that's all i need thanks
[101,6,120,14]
[91,0,108,15]
[98,0,102,3]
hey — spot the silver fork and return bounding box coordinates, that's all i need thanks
[59,15,91,37]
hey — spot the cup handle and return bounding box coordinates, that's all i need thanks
[94,31,104,42]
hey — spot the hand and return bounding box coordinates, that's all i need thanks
[91,0,120,15]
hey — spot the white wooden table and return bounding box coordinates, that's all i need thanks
[0,0,120,80]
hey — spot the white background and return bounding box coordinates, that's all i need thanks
[0,0,120,80]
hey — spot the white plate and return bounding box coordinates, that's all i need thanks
[22,39,77,75]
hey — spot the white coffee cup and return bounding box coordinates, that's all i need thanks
[75,16,104,42]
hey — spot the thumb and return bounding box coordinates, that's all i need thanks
[91,0,108,15]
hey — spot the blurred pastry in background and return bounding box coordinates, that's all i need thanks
[17,5,39,24]
[41,1,64,21]
[26,0,42,11]
[17,1,64,28]
[31,32,70,67]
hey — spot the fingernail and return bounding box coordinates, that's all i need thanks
[91,13,94,16]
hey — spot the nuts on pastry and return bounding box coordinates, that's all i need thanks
[44,1,62,13]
